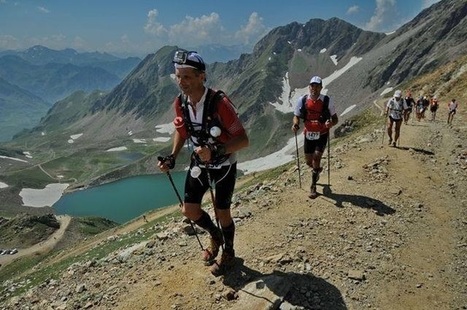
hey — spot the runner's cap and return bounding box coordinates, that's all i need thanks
[394,90,402,98]
[309,76,322,85]
[173,50,206,71]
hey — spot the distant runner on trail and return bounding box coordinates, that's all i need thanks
[404,91,415,124]
[158,50,249,276]
[292,76,338,199]
[415,96,425,122]
[447,98,458,125]
[430,95,439,121]
[385,90,408,147]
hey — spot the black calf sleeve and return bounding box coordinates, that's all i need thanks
[222,221,235,252]
[194,211,218,235]
[312,170,319,185]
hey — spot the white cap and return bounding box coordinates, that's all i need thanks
[394,90,402,98]
[309,76,322,85]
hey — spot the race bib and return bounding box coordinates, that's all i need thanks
[306,131,320,140]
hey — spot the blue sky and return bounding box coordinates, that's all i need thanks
[0,0,441,57]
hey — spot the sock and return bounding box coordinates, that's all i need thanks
[222,221,235,253]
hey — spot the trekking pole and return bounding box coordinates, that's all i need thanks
[327,132,331,186]
[205,166,225,251]
[382,115,387,145]
[294,131,302,189]
[158,156,204,251]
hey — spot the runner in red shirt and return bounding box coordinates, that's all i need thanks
[158,50,249,276]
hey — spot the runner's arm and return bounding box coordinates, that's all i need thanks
[223,132,249,155]
[326,114,338,128]
[171,130,187,158]
[292,96,304,132]
[292,115,300,132]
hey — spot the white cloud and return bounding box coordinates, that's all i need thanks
[144,9,168,36]
[71,36,87,50]
[235,12,268,45]
[365,0,396,32]
[346,5,359,15]
[120,34,130,44]
[0,34,20,49]
[143,9,267,49]
[38,6,50,13]
[168,13,224,46]
[144,10,228,47]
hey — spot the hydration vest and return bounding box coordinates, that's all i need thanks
[176,88,231,164]
[299,95,331,133]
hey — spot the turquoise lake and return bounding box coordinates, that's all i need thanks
[53,172,186,224]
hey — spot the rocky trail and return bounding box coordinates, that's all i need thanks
[1,106,466,310]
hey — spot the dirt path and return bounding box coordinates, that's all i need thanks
[0,215,71,267]
[1,105,465,310]
[112,106,466,309]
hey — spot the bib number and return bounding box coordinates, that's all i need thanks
[306,131,320,140]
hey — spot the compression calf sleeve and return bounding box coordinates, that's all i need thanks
[222,221,235,252]
[312,169,320,185]
[194,211,219,235]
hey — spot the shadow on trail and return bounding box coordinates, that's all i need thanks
[396,146,435,156]
[320,185,395,216]
[221,257,347,309]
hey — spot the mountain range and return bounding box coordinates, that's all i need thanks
[0,46,141,141]
[0,0,466,187]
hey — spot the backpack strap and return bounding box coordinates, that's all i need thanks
[321,95,330,122]
[179,94,194,135]
[204,90,226,124]
[388,98,403,112]
[299,94,330,122]
[177,88,227,145]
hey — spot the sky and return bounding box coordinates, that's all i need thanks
[0,0,441,58]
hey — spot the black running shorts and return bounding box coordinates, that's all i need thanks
[184,162,237,209]
[389,116,402,123]
[304,132,328,154]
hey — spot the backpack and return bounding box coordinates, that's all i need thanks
[299,95,330,123]
[178,88,231,165]
[178,88,226,144]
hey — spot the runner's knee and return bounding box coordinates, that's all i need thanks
[182,203,202,219]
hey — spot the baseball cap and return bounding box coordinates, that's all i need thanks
[309,76,322,85]
[394,90,402,98]
[173,50,206,71]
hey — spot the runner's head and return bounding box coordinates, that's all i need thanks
[173,50,206,95]
[308,76,322,98]
[394,90,402,100]
[173,50,206,72]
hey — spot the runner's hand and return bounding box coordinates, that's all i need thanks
[194,146,212,163]
[157,155,175,172]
